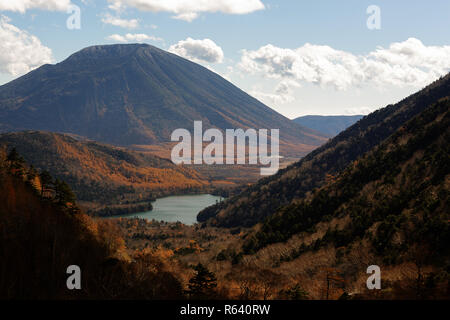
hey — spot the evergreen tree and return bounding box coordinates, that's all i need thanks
[7,148,25,172]
[39,170,54,196]
[185,263,217,299]
[7,148,22,163]
[55,179,76,206]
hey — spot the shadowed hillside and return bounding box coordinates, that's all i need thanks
[244,98,450,253]
[0,149,183,299]
[233,98,450,299]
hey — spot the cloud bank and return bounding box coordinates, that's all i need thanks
[0,15,53,76]
[169,38,224,64]
[239,38,450,90]
[107,0,265,21]
[0,0,72,13]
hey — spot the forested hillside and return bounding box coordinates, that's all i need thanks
[0,149,183,299]
[112,100,449,299]
[198,74,450,228]
[0,131,208,215]
[244,98,450,254]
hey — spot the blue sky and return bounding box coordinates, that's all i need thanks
[1,0,450,118]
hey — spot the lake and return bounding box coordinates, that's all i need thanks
[116,194,223,225]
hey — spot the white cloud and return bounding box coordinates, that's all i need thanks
[0,0,72,13]
[106,33,163,43]
[239,38,450,90]
[344,107,372,115]
[0,15,53,76]
[365,38,450,87]
[169,38,224,64]
[107,0,265,21]
[250,90,292,106]
[172,12,198,22]
[250,80,301,105]
[251,80,300,105]
[101,13,139,29]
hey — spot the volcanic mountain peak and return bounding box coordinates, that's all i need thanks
[0,44,327,156]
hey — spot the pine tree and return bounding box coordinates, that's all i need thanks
[7,148,25,173]
[185,263,217,299]
[7,148,23,164]
[39,170,54,196]
[55,179,76,206]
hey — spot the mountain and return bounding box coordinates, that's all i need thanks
[237,99,449,299]
[293,115,364,137]
[0,131,209,214]
[0,44,327,157]
[198,74,450,227]
[244,98,450,253]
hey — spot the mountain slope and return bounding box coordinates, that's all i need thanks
[0,44,327,156]
[198,74,450,227]
[293,115,364,137]
[0,150,183,299]
[0,131,208,213]
[244,98,450,253]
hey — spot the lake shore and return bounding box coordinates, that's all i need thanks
[104,194,224,225]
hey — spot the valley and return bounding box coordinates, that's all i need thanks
[112,96,450,299]
[0,130,298,216]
